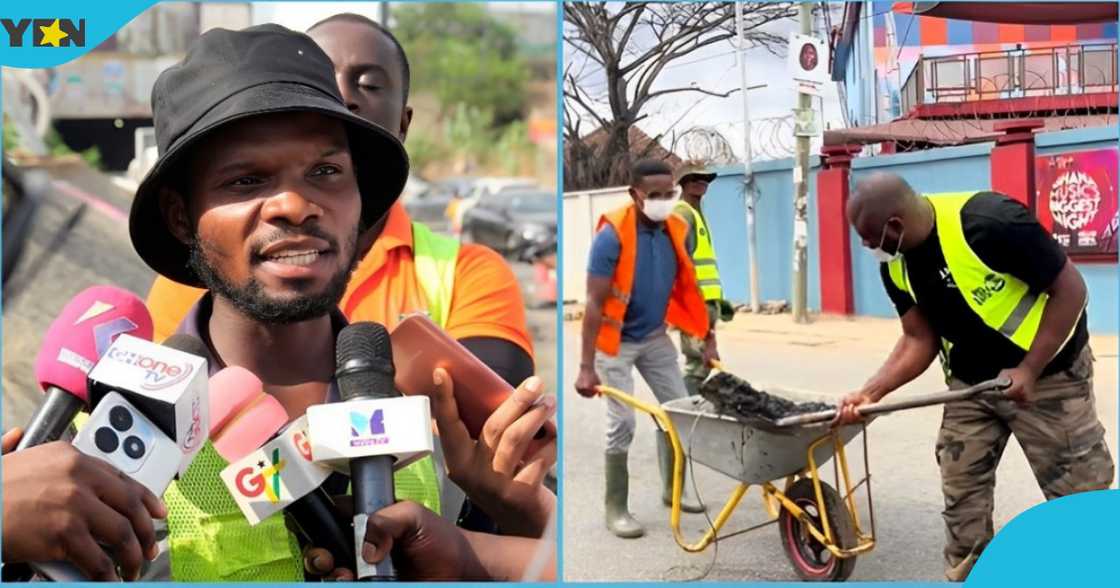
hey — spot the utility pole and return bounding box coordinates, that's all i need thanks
[379,2,390,26]
[735,1,761,314]
[791,2,812,324]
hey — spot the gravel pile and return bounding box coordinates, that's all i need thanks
[699,372,834,422]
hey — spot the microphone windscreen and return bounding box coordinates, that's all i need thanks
[33,286,153,405]
[212,392,288,463]
[335,322,395,401]
[208,366,263,435]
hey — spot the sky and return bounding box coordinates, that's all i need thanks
[565,5,846,163]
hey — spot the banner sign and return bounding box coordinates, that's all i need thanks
[1035,147,1118,259]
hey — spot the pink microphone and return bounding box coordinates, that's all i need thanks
[210,368,352,568]
[18,286,153,450]
[208,366,288,462]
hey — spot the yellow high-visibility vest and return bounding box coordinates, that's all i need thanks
[676,201,723,301]
[886,192,1060,378]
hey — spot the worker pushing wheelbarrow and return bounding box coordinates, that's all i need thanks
[593,363,1016,582]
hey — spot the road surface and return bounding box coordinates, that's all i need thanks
[561,313,1117,581]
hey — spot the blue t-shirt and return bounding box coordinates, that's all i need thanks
[587,221,677,342]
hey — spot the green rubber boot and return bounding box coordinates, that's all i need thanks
[604,452,645,538]
[657,432,705,513]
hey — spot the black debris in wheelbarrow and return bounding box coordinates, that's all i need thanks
[699,372,833,423]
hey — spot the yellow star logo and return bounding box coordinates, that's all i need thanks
[38,19,69,47]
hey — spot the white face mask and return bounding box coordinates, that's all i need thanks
[868,220,904,263]
[642,196,678,222]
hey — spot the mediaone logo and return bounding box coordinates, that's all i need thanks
[1,18,85,48]
[235,448,287,504]
[106,347,194,391]
[350,409,389,447]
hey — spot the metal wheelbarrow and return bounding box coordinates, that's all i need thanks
[595,365,1014,582]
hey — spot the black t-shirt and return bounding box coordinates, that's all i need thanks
[880,192,1088,384]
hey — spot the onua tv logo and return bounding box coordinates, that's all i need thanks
[350,409,389,447]
[2,18,85,48]
[234,448,287,504]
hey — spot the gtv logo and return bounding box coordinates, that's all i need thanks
[1,18,86,48]
[349,409,389,447]
[234,448,287,503]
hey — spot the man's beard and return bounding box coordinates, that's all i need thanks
[187,228,358,325]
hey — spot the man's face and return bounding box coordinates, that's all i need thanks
[309,21,411,140]
[167,112,361,324]
[631,173,677,207]
[847,199,904,254]
[680,176,710,198]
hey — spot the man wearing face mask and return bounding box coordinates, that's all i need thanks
[574,159,711,538]
[835,172,1113,581]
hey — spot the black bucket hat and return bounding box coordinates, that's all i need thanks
[129,23,408,286]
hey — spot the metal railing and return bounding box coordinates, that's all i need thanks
[901,43,1118,114]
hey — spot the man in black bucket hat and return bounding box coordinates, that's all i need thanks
[129,23,409,582]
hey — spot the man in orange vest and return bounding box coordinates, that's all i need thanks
[574,158,716,538]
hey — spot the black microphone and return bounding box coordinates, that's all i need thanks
[335,322,399,581]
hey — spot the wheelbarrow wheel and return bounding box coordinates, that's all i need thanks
[778,478,858,582]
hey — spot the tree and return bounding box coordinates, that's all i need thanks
[563,2,796,190]
[394,3,529,126]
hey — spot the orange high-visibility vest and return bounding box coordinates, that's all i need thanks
[595,204,710,356]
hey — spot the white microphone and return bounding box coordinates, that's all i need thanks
[85,333,210,476]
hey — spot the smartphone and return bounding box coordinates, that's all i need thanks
[390,313,556,447]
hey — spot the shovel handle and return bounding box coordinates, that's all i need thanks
[773,377,1013,427]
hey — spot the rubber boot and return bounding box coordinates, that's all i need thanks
[657,432,705,513]
[604,452,644,538]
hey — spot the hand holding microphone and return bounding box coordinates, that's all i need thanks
[1,437,167,581]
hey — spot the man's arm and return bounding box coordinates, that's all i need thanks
[861,306,941,401]
[834,305,940,425]
[963,194,1089,401]
[1001,260,1087,402]
[575,276,611,397]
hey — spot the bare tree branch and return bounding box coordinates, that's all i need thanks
[563,1,796,190]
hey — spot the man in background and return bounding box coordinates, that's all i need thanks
[673,161,726,397]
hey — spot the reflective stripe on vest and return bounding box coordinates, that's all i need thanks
[677,201,723,301]
[159,222,459,580]
[594,204,710,356]
[886,192,1049,353]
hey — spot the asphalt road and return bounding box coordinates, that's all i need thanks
[1,162,556,433]
[561,314,1118,582]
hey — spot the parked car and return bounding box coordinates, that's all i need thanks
[404,176,475,225]
[460,190,556,261]
[450,177,537,234]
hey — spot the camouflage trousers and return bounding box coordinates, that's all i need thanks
[679,301,719,396]
[936,345,1114,581]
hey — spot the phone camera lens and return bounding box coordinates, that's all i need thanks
[94,427,119,453]
[109,406,133,432]
[123,436,145,459]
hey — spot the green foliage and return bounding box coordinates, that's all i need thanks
[394,4,529,126]
[2,117,19,154]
